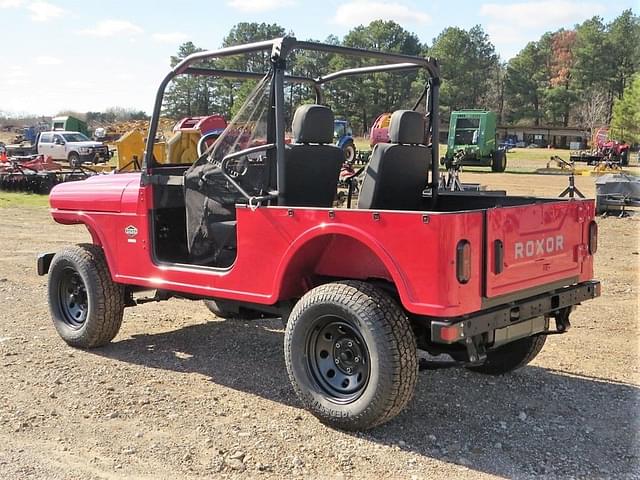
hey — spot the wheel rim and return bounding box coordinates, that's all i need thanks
[306,315,370,403]
[58,267,88,328]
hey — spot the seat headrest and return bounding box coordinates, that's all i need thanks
[388,110,425,144]
[292,104,334,144]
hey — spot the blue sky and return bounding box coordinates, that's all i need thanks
[0,0,634,115]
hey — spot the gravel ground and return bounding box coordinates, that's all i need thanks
[0,172,638,479]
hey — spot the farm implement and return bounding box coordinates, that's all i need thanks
[0,154,95,194]
[570,127,630,166]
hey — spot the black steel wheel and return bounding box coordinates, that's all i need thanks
[58,268,88,328]
[48,244,125,348]
[306,317,370,403]
[285,281,417,431]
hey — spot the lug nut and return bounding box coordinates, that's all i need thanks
[354,356,360,363]
[335,343,341,349]
[335,358,340,365]
[347,341,353,347]
[346,367,352,373]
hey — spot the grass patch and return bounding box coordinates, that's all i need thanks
[0,191,49,208]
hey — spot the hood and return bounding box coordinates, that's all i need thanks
[49,172,142,213]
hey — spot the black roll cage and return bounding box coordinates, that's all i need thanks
[143,36,441,206]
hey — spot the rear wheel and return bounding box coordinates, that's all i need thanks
[343,142,356,163]
[467,335,546,375]
[491,149,507,172]
[284,281,417,430]
[48,244,125,348]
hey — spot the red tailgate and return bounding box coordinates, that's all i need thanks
[485,200,590,298]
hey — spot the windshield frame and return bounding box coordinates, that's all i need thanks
[143,36,441,204]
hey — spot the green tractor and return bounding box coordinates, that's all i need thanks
[443,110,506,172]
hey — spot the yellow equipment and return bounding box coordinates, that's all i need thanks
[166,131,199,165]
[115,129,166,171]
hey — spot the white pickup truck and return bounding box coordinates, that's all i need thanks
[37,131,110,166]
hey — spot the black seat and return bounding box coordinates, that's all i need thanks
[281,104,343,207]
[358,110,430,210]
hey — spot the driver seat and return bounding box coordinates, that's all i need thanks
[280,104,343,207]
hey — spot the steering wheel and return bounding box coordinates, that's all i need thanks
[197,132,221,158]
[222,155,249,178]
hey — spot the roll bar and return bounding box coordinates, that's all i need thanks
[143,36,441,204]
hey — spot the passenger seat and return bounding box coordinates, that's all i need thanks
[358,110,430,210]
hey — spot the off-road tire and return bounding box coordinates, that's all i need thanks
[467,335,547,375]
[48,244,125,348]
[284,281,418,431]
[491,149,507,172]
[343,142,356,163]
[203,299,239,319]
[68,152,81,168]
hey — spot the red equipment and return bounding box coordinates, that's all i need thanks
[173,115,227,135]
[369,112,391,146]
[0,154,95,193]
[570,127,630,166]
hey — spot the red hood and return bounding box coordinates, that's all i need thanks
[49,172,142,213]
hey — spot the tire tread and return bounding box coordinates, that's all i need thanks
[284,280,417,430]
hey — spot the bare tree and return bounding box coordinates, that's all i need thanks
[574,89,609,146]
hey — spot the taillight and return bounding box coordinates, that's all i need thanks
[589,221,598,255]
[456,240,471,284]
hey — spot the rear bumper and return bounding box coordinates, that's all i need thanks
[431,280,601,344]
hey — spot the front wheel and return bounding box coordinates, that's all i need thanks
[48,244,125,348]
[284,281,417,430]
[68,152,81,168]
[466,335,546,375]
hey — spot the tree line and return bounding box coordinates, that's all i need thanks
[162,11,639,140]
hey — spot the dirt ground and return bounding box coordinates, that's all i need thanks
[0,171,638,479]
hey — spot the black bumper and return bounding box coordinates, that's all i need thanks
[431,280,601,344]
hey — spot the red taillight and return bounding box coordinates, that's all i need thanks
[589,221,598,255]
[456,240,471,284]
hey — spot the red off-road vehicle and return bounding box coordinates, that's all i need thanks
[39,38,600,430]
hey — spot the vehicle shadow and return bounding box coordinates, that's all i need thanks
[97,317,639,478]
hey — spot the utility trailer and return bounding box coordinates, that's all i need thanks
[38,37,600,431]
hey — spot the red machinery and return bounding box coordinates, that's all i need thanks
[570,127,630,166]
[0,155,95,193]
